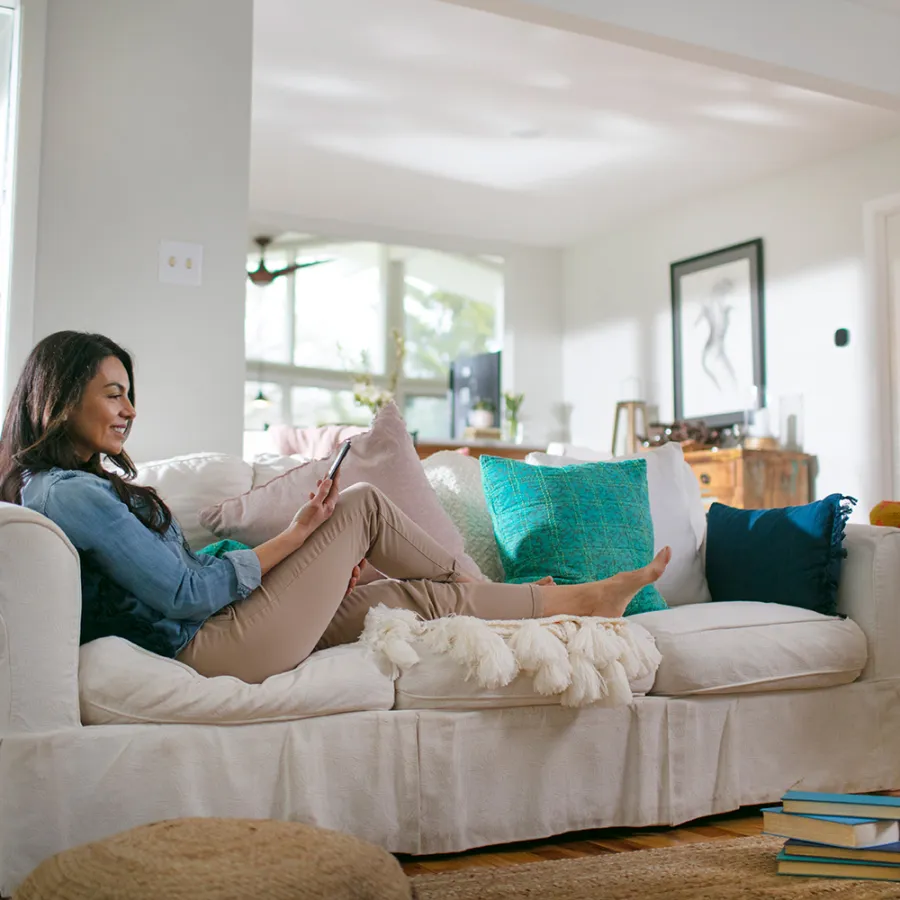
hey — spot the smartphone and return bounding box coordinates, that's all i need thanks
[326,440,352,480]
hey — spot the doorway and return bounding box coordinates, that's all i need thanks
[869,192,900,500]
[889,211,900,497]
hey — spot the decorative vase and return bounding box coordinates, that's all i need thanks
[469,409,495,430]
[503,417,522,444]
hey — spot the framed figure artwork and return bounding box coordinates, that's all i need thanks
[670,238,765,428]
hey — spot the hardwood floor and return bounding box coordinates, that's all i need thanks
[398,791,900,876]
[397,807,766,876]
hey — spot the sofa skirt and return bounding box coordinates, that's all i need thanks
[2,680,900,894]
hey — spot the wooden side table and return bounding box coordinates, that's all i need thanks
[683,448,817,509]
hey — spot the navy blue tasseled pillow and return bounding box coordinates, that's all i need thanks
[706,494,856,616]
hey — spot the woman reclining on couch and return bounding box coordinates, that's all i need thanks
[0,331,671,684]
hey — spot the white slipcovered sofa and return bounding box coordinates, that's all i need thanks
[1,449,899,895]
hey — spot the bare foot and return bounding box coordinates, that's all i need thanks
[541,547,671,618]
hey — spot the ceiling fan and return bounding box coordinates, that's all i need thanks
[247,236,332,286]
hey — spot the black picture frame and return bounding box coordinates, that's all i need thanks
[670,238,765,428]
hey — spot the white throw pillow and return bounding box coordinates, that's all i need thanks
[525,443,710,606]
[545,442,613,461]
[250,453,308,488]
[423,451,505,582]
[134,452,253,551]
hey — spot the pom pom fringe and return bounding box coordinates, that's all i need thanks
[359,606,661,708]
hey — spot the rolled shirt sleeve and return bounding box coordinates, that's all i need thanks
[44,472,261,621]
[222,548,262,599]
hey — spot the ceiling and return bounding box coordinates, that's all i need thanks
[251,0,900,247]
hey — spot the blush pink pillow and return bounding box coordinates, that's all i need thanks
[270,423,369,458]
[199,403,483,581]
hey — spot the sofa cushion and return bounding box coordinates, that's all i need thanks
[481,455,666,616]
[631,601,867,696]
[79,638,395,725]
[526,443,710,607]
[393,622,659,710]
[199,403,482,581]
[134,453,253,551]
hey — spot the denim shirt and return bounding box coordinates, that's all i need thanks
[21,468,261,658]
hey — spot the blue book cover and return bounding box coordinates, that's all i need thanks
[778,851,899,868]
[762,806,881,825]
[783,791,900,808]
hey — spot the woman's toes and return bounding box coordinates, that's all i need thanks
[648,546,672,580]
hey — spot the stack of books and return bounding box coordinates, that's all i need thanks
[764,791,900,882]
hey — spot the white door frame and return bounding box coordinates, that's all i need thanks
[865,190,900,501]
[3,0,44,408]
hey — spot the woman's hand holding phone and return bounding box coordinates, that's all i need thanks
[290,468,342,538]
[260,444,351,573]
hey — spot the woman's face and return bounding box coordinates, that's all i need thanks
[66,356,136,460]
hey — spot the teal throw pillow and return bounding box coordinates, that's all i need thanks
[480,456,667,616]
[197,539,251,559]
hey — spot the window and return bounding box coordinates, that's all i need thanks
[401,247,502,380]
[244,240,503,439]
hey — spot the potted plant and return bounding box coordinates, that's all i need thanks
[469,399,496,430]
[350,330,406,416]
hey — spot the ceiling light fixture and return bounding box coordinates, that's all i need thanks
[252,388,272,409]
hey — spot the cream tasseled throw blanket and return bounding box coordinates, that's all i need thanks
[359,606,661,708]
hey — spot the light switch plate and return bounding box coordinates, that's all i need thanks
[159,240,203,287]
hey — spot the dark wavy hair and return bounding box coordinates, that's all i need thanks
[0,331,172,534]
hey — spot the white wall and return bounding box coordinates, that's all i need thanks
[28,0,253,462]
[563,133,900,518]
[446,0,900,109]
[250,208,564,445]
[502,246,564,446]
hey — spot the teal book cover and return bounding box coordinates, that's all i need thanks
[783,792,900,807]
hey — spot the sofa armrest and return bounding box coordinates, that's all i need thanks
[0,502,82,733]
[837,523,900,682]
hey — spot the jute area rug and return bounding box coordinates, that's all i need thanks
[410,835,900,899]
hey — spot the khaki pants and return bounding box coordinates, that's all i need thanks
[178,482,542,683]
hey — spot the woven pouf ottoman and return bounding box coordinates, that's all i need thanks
[14,818,412,900]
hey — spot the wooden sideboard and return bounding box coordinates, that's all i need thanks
[684,448,817,509]
[414,441,543,461]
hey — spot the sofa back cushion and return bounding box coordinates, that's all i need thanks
[526,442,710,607]
[134,453,253,550]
